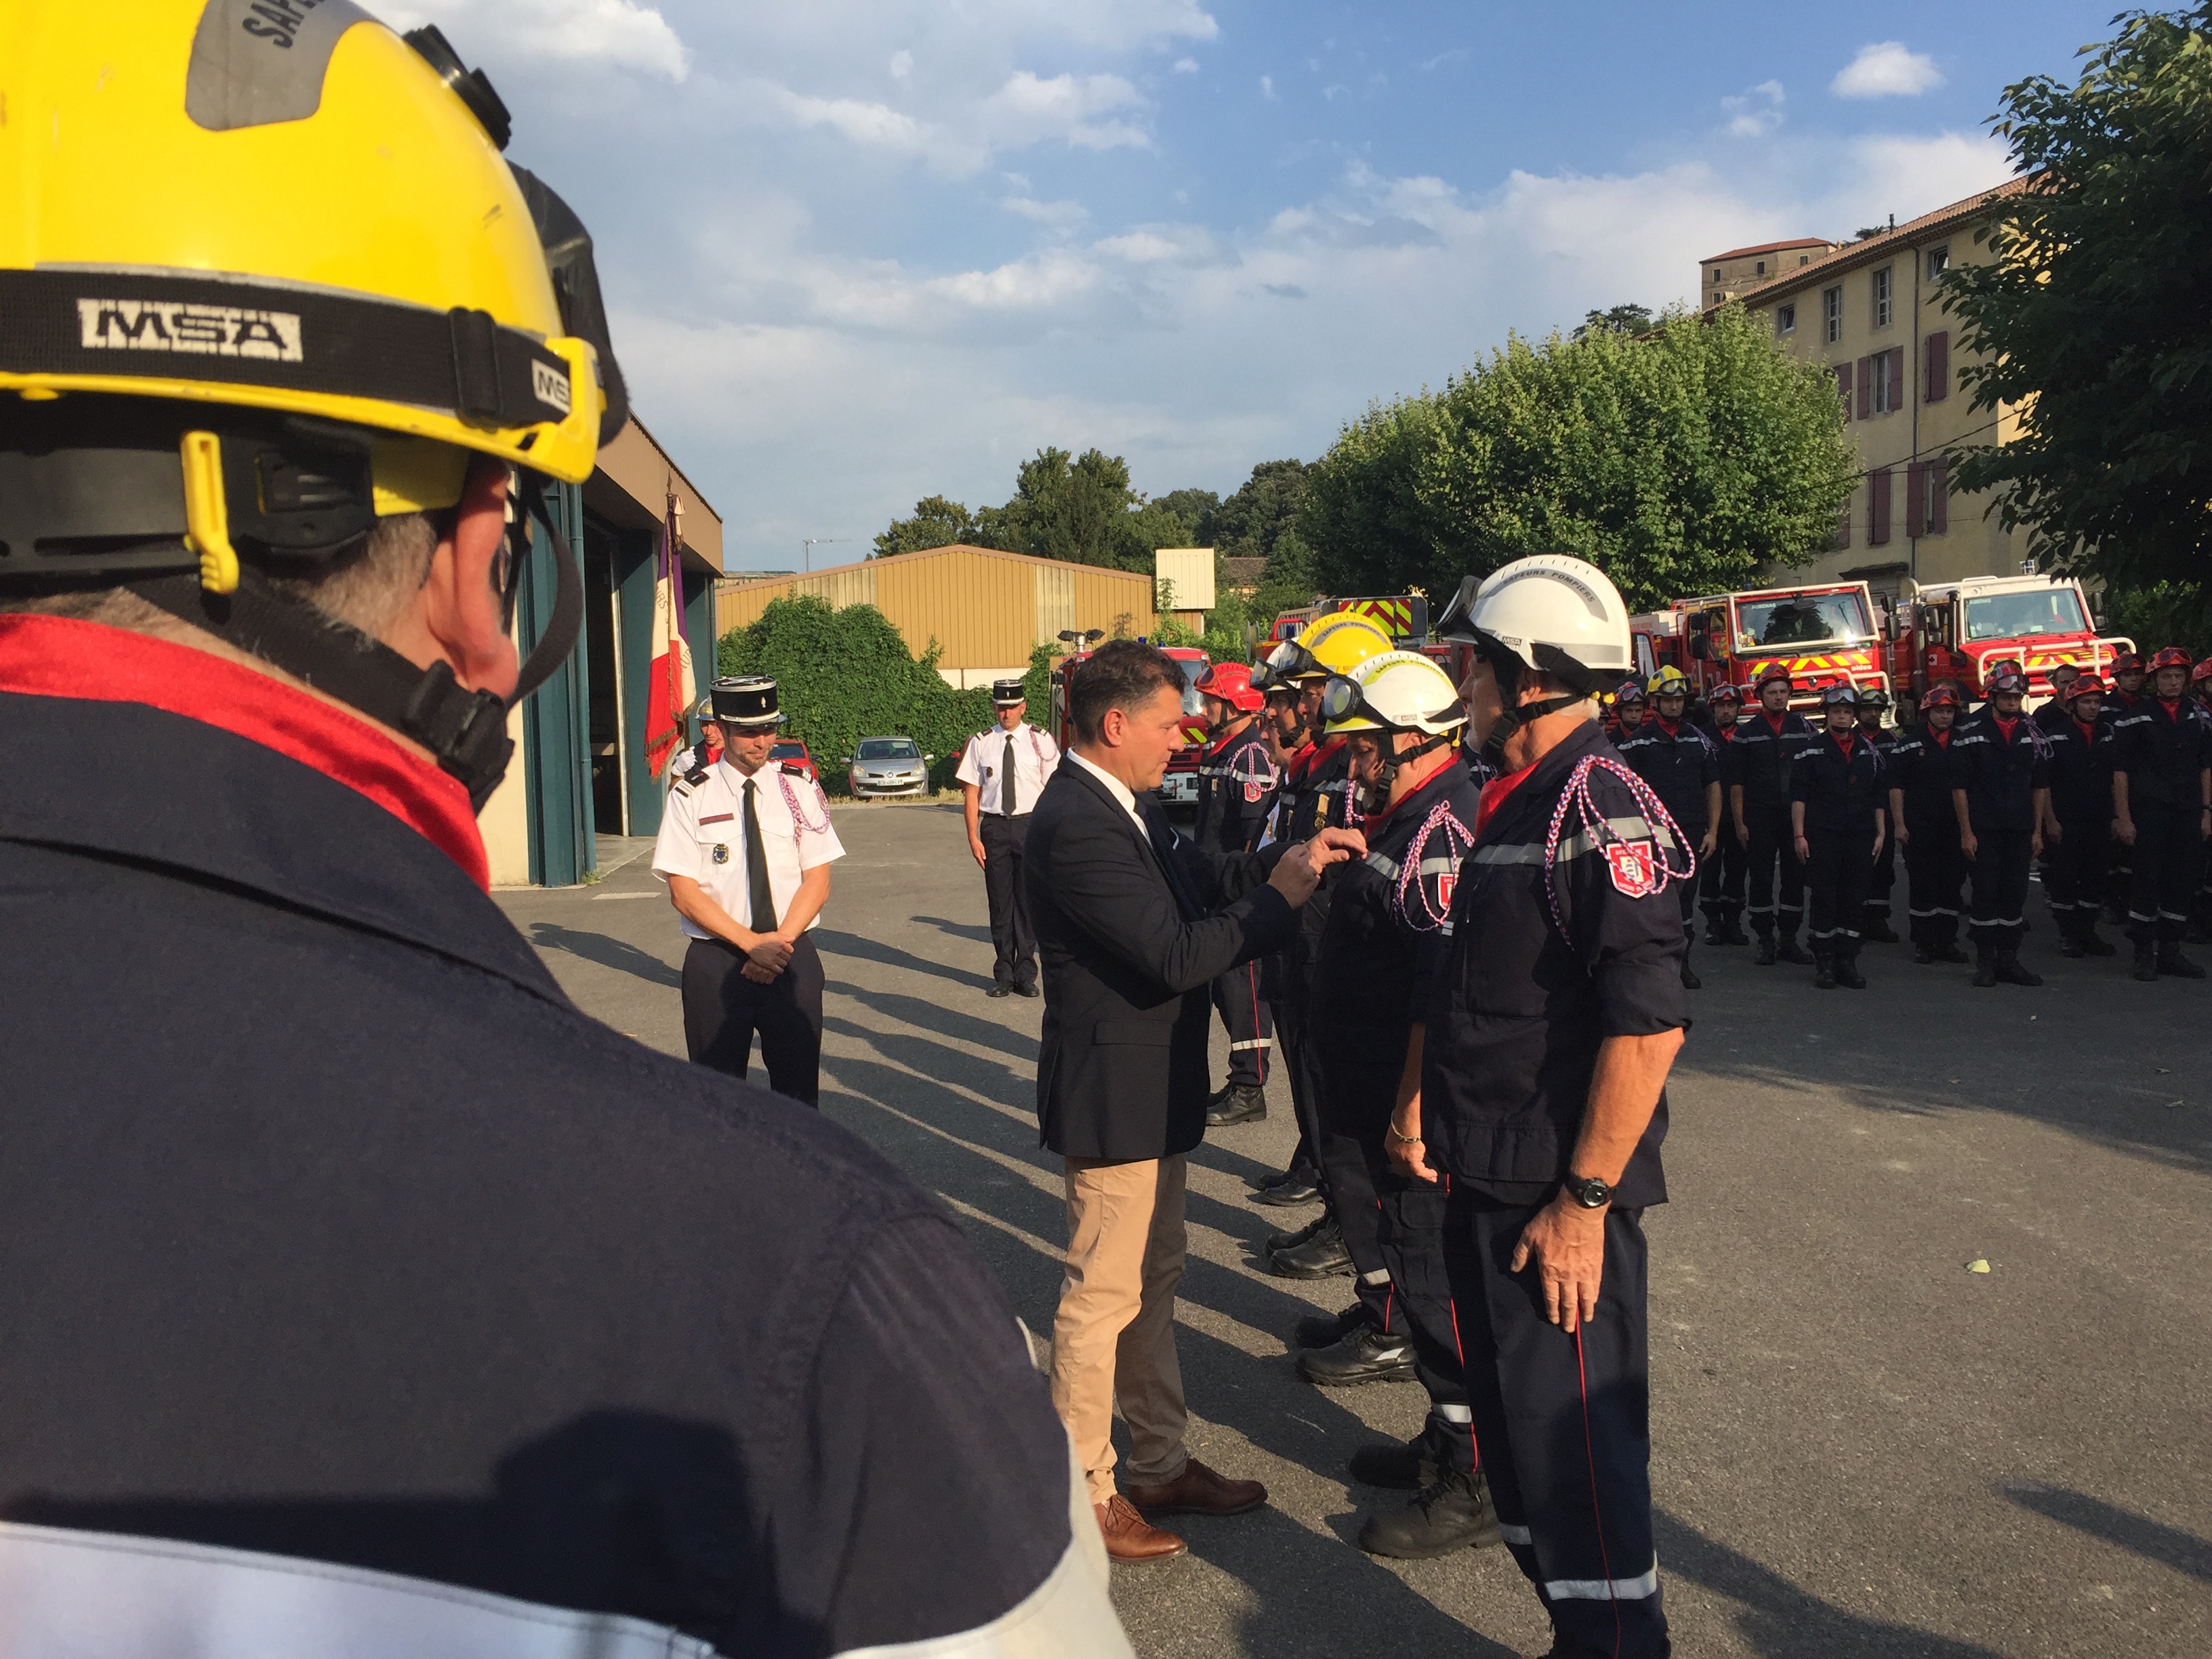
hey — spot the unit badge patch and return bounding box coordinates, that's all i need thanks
[1436,872,1457,911]
[1603,839,1658,898]
[1244,779,1265,802]
[712,844,730,865]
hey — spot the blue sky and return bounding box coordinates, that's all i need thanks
[383,0,2112,571]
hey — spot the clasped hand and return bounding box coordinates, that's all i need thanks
[742,931,794,983]
[1268,825,1366,905]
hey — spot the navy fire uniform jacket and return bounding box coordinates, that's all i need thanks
[0,619,1115,1659]
[1422,722,1689,1205]
[2106,697,2212,812]
[1950,708,2051,833]
[1309,758,1483,1090]
[1725,708,1817,821]
[1790,729,1886,835]
[1886,724,1961,830]
[2043,714,2114,827]
[1195,720,1281,854]
[1268,735,1355,978]
[1615,717,1719,842]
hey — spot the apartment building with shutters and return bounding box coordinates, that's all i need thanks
[1701,176,2036,603]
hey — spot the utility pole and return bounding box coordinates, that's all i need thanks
[802,537,845,573]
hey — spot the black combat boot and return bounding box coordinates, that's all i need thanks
[1357,1467,1502,1559]
[1862,909,1899,943]
[2078,918,2116,956]
[1206,1084,1267,1127]
[1679,946,1700,990]
[1702,910,1726,947]
[1723,910,1752,945]
[1837,943,1867,988]
[1972,944,1999,988]
[1813,949,1837,989]
[1776,929,1814,965]
[1292,1302,1366,1349]
[1266,1212,1330,1254]
[1994,948,2043,987]
[1934,922,1971,964]
[1270,1216,1353,1278]
[2056,912,2088,958]
[1753,925,1778,966]
[1297,1324,1415,1386]
[2133,944,2160,982]
[1252,1172,1319,1207]
[2158,943,2207,979]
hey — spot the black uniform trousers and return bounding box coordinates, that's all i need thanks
[1866,814,1898,930]
[1699,821,1745,930]
[1443,1185,1667,1659]
[682,934,826,1105]
[2127,804,2202,944]
[1369,1155,1475,1468]
[1902,821,1967,951]
[1211,958,1273,1089]
[1805,825,1872,952]
[1965,818,2033,949]
[979,811,1037,991]
[1742,805,1803,937]
[1314,1049,1407,1338]
[2043,815,2109,935]
[1267,959,1324,1183]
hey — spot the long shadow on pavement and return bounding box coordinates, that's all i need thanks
[912,914,994,945]
[525,921,682,989]
[2000,1483,2212,1584]
[831,983,1040,1064]
[817,928,995,991]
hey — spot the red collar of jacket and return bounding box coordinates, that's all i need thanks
[0,615,489,889]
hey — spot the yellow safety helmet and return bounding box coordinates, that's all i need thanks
[1252,611,1393,691]
[1,3,625,595]
[1647,666,1693,699]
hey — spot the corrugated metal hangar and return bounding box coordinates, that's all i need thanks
[715,544,1161,688]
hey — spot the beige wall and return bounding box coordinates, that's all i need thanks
[594,413,723,570]
[479,702,531,888]
[1701,241,1835,309]
[1736,197,2028,594]
[714,544,1158,666]
[1153,547,1216,612]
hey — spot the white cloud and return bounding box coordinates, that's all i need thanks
[1720,79,1785,139]
[1002,194,1090,228]
[748,82,931,154]
[380,0,690,79]
[1259,73,1277,100]
[1831,42,1944,99]
[1172,56,1199,74]
[983,70,1151,152]
[888,49,912,79]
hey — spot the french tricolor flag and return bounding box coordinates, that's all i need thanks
[644,492,695,781]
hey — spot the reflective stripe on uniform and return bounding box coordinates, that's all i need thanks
[1359,1268,1391,1286]
[1544,1561,1660,1601]
[1228,1039,1272,1052]
[1471,842,1545,867]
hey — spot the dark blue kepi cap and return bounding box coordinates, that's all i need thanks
[990,678,1026,707]
[710,675,779,728]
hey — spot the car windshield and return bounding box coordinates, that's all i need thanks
[857,739,918,760]
[1176,657,1206,717]
[1736,592,1873,648]
[770,741,805,760]
[1963,588,2089,642]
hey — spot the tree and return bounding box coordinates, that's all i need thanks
[1300,304,1858,612]
[1153,487,1222,535]
[874,494,979,558]
[1940,1,2212,627]
[1573,304,1655,340]
[984,447,1193,571]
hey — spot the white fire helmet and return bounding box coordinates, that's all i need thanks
[1321,651,1467,737]
[1436,554,1633,693]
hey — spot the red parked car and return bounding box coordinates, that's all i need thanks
[769,738,818,783]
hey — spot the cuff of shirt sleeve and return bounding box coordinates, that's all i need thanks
[1594,959,1689,1038]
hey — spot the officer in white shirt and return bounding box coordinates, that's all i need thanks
[957,678,1062,997]
[654,676,846,1103]
[663,694,720,783]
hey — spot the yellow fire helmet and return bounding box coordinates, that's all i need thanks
[1320,650,1467,737]
[1,3,630,806]
[1252,610,1393,691]
[1647,666,1693,699]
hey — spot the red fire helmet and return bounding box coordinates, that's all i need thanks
[2148,645,2193,674]
[1922,683,1964,710]
[1195,659,1265,713]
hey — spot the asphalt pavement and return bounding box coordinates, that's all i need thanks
[495,800,2212,1659]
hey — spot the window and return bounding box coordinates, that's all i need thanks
[1927,246,1949,280]
[1962,586,2089,642]
[1755,259,1767,275]
[1872,266,1893,328]
[855,738,921,760]
[1776,303,1796,335]
[1799,253,1811,266]
[1862,347,1904,415]
[1711,268,1723,283]
[1736,591,1876,647]
[1824,285,1843,343]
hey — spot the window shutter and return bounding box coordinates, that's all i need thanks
[1925,330,1949,402]
[1857,356,1872,421]
[1868,468,1891,546]
[1889,346,1906,410]
[1906,461,1925,537]
[1836,361,1853,422]
[1931,455,1948,534]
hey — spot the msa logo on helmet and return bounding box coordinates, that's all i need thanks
[531,359,572,414]
[77,298,303,363]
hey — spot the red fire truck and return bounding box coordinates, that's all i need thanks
[1889,573,2131,703]
[1047,632,1212,807]
[1266,594,1430,651]
[1631,582,1891,712]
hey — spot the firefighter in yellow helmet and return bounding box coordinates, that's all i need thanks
[0,9,1124,1654]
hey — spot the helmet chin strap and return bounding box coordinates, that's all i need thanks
[1360,729,1453,815]
[1477,651,1586,771]
[132,474,582,812]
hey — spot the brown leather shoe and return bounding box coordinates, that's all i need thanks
[1094,1494,1185,1561]
[1123,1457,1267,1517]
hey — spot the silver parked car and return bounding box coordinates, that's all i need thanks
[845,736,933,798]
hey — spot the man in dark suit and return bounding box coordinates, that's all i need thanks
[1025,640,1359,1561]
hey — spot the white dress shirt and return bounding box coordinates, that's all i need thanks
[955,721,1061,817]
[1065,750,1151,837]
[653,758,845,939]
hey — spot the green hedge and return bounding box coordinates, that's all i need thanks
[716,594,1058,794]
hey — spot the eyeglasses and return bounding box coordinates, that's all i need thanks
[1317,674,1370,726]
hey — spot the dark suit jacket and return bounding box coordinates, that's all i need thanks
[1025,758,1295,1160]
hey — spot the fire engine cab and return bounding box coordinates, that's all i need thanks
[1633,581,1890,712]
[1890,573,2131,703]
[1267,594,1429,650]
[1048,632,1212,808]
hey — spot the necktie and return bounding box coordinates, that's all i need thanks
[1000,731,1017,817]
[742,778,777,931]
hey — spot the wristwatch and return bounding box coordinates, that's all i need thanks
[1560,1172,1612,1209]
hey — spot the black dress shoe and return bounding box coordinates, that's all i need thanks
[1253,1176,1319,1207]
[1347,1436,1431,1490]
[985,983,1013,998]
[1206,1084,1267,1127]
[1357,1467,1502,1557]
[1012,981,1040,997]
[1270,1217,1353,1279]
[1297,1324,1415,1386]
[1294,1303,1367,1349]
[1265,1213,1330,1254]
[1680,958,1701,990]
[1754,935,1778,966]
[1776,937,1814,965]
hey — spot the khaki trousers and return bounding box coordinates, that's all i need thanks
[1050,1153,1189,1506]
